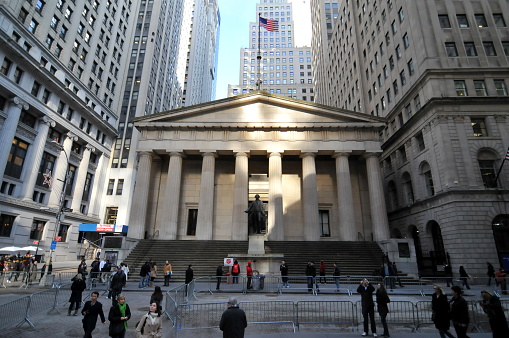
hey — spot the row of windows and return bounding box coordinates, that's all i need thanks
[438,13,506,29]
[244,50,310,57]
[454,79,508,97]
[243,79,313,85]
[106,179,125,195]
[244,72,312,78]
[251,43,294,49]
[0,213,69,241]
[445,41,509,57]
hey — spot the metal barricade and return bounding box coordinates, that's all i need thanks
[186,279,198,302]
[214,275,246,293]
[296,300,355,332]
[493,276,509,297]
[175,302,227,335]
[470,300,488,332]
[0,295,32,329]
[279,275,317,294]
[419,277,454,296]
[355,300,417,332]
[240,300,296,332]
[193,276,213,295]
[28,288,57,316]
[346,276,384,296]
[246,275,279,294]
[415,300,434,331]
[383,276,423,296]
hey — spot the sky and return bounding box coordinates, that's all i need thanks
[215,0,312,99]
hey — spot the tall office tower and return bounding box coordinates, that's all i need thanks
[103,0,220,238]
[311,0,509,275]
[227,0,314,101]
[0,1,135,260]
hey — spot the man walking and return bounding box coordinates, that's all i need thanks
[357,278,377,337]
[163,260,172,286]
[333,262,341,292]
[280,260,289,288]
[305,262,316,293]
[90,258,100,287]
[82,291,106,337]
[219,297,247,338]
[138,261,150,289]
[109,266,126,305]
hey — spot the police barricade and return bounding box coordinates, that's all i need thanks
[246,275,279,294]
[310,275,348,294]
[0,272,7,288]
[414,300,434,331]
[57,272,78,285]
[470,300,489,332]
[186,279,198,302]
[28,288,58,316]
[193,276,213,295]
[345,276,384,296]
[54,283,72,309]
[296,300,356,332]
[279,275,317,294]
[355,300,417,333]
[174,302,227,336]
[493,276,509,297]
[419,277,455,296]
[164,284,187,323]
[212,275,246,293]
[383,276,423,296]
[240,300,296,332]
[0,295,32,329]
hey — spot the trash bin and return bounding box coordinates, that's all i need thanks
[251,270,260,290]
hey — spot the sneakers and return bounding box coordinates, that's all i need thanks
[361,333,367,336]
[373,334,378,337]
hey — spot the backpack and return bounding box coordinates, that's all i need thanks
[232,265,239,273]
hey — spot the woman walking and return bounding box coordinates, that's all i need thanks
[108,294,131,338]
[150,286,164,310]
[136,302,162,338]
[450,286,469,338]
[480,290,509,337]
[459,266,471,289]
[149,262,157,287]
[431,284,455,338]
[68,273,86,316]
[376,283,391,337]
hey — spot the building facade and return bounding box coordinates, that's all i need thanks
[227,0,314,101]
[128,91,390,245]
[311,0,509,274]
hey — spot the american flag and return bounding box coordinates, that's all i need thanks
[505,147,509,161]
[259,17,279,31]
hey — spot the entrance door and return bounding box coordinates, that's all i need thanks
[492,215,509,270]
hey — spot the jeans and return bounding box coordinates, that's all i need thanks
[145,272,151,287]
[138,276,145,288]
[307,277,314,291]
[379,312,389,335]
[334,277,340,291]
[362,306,376,334]
[216,276,222,289]
[164,274,171,286]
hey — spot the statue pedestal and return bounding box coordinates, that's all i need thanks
[228,235,283,274]
[248,234,265,254]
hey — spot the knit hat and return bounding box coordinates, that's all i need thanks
[451,285,463,295]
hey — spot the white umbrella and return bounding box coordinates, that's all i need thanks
[20,246,39,251]
[0,246,23,252]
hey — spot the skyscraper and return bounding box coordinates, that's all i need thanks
[311,0,509,275]
[228,0,314,101]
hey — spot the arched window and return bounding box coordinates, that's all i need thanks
[478,149,498,188]
[387,180,398,210]
[401,172,414,205]
[429,221,445,252]
[392,228,402,239]
[420,161,435,197]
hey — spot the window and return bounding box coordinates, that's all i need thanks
[502,42,509,56]
[471,118,487,137]
[395,45,402,59]
[30,220,45,240]
[5,138,28,179]
[398,8,405,22]
[28,19,38,33]
[402,172,414,205]
[494,80,508,96]
[421,162,435,197]
[0,214,15,237]
[475,14,488,27]
[319,210,330,237]
[116,179,124,195]
[50,16,59,30]
[457,14,469,28]
[105,207,118,224]
[82,172,93,201]
[31,81,41,96]
[478,150,498,188]
[187,209,198,236]
[464,42,477,56]
[455,80,467,96]
[399,145,407,162]
[439,15,451,28]
[36,152,56,186]
[474,80,487,96]
[107,179,114,195]
[403,33,410,49]
[414,95,421,111]
[1,58,12,75]
[64,164,77,196]
[493,14,506,27]
[13,67,23,84]
[415,132,425,152]
[387,181,398,210]
[445,42,458,57]
[393,80,399,95]
[57,224,69,241]
[483,42,496,56]
[400,70,406,85]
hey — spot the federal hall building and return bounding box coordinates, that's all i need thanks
[128,92,393,247]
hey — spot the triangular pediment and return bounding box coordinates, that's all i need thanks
[134,91,386,128]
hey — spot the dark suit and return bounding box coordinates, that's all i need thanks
[82,300,105,337]
[220,306,247,338]
[357,283,376,334]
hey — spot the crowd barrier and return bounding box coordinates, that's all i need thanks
[296,300,355,331]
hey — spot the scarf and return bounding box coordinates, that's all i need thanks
[119,303,128,330]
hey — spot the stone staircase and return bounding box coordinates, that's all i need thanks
[123,240,384,283]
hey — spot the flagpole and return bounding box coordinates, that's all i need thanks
[494,146,509,187]
[257,13,262,90]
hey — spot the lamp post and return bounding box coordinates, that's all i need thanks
[39,141,70,286]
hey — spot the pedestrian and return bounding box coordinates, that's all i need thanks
[280,260,289,288]
[149,261,157,287]
[150,286,164,310]
[219,297,247,338]
[28,260,38,284]
[121,263,129,281]
[90,258,100,286]
[185,264,194,284]
[496,267,507,294]
[480,290,509,337]
[458,266,470,289]
[216,265,224,290]
[163,260,172,286]
[109,266,127,305]
[431,284,455,338]
[444,264,452,287]
[319,260,326,284]
[135,302,162,338]
[305,262,316,292]
[78,259,88,277]
[108,294,131,338]
[450,286,469,338]
[333,262,341,292]
[138,261,150,289]
[487,262,495,286]
[357,278,377,337]
[232,260,240,284]
[82,291,106,338]
[68,273,87,316]
[99,258,107,283]
[376,283,390,337]
[246,262,253,290]
[389,262,401,288]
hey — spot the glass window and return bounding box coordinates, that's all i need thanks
[402,172,414,205]
[483,42,497,56]
[36,152,56,186]
[319,210,330,237]
[474,80,487,96]
[30,220,45,240]
[454,80,468,96]
[471,118,487,137]
[475,14,488,27]
[494,80,508,96]
[502,42,509,56]
[415,132,425,152]
[478,150,498,188]
[116,179,124,195]
[58,224,69,241]
[403,33,410,48]
[5,138,28,179]
[439,15,451,28]
[457,14,469,28]
[493,14,506,27]
[445,42,458,57]
[0,214,15,237]
[187,209,198,236]
[105,207,118,224]
[82,172,93,201]
[421,162,435,197]
[464,42,477,56]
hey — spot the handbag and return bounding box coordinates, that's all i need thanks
[136,317,147,335]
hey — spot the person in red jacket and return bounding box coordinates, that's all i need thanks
[319,260,327,284]
[246,262,253,290]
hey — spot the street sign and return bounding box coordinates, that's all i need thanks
[33,240,39,245]
[50,240,57,250]
[54,236,62,242]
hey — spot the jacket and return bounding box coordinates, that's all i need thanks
[185,267,194,284]
[108,302,131,337]
[431,293,451,331]
[219,306,247,338]
[450,295,469,325]
[136,313,162,338]
[357,283,375,309]
[110,271,126,290]
[69,279,87,302]
[81,300,105,332]
[376,289,390,315]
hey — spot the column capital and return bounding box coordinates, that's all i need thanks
[363,151,382,159]
[10,96,29,110]
[234,151,249,158]
[40,116,56,127]
[66,132,78,142]
[139,151,154,158]
[168,151,185,158]
[300,152,316,159]
[268,151,282,158]
[333,151,352,159]
[201,152,217,158]
[85,144,95,152]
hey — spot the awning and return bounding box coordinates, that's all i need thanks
[78,224,128,233]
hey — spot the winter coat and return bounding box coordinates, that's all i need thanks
[69,279,87,302]
[150,265,157,278]
[481,295,509,337]
[81,300,105,332]
[219,306,247,338]
[135,313,162,338]
[29,264,38,282]
[185,268,194,284]
[108,302,131,337]
[449,295,469,326]
[376,289,390,315]
[431,293,451,331]
[110,271,126,291]
[357,283,375,309]
[305,264,316,277]
[280,263,288,276]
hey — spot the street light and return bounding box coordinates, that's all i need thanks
[39,140,71,286]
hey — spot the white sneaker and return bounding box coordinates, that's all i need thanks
[373,334,378,337]
[361,333,367,337]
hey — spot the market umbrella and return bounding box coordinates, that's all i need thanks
[0,246,23,253]
[20,246,39,251]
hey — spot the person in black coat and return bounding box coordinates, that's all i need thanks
[216,265,224,290]
[68,273,87,316]
[82,291,106,338]
[109,266,126,305]
[480,290,509,338]
[185,264,194,284]
[431,284,455,338]
[459,266,471,289]
[219,297,247,338]
[376,283,390,337]
[108,294,131,338]
[305,262,316,292]
[357,278,377,336]
[450,286,469,338]
[280,260,289,288]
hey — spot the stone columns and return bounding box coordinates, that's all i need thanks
[48,133,76,207]
[0,97,29,180]
[301,152,320,241]
[268,152,284,241]
[196,152,216,240]
[128,152,153,239]
[161,152,183,240]
[71,144,94,213]
[19,116,55,201]
[232,152,249,240]
[365,152,390,241]
[88,153,107,217]
[334,152,357,241]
